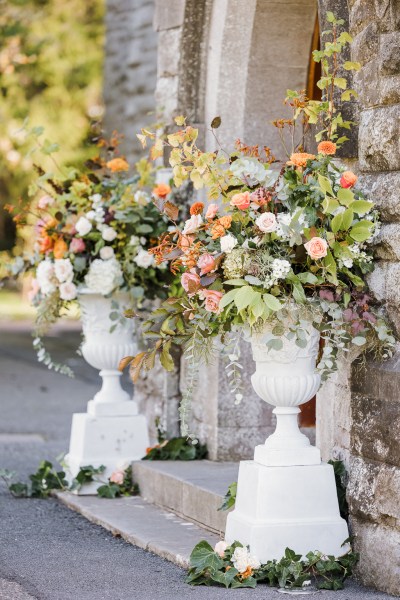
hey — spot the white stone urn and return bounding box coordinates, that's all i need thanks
[250,321,321,466]
[65,290,149,494]
[79,291,138,416]
[225,318,349,561]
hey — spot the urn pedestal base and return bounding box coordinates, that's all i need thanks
[225,460,349,562]
[65,411,149,495]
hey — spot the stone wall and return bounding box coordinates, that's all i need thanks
[317,1,400,595]
[103,0,157,161]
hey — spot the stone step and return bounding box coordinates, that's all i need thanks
[56,491,219,568]
[132,460,239,534]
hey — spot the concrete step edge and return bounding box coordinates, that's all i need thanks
[55,491,220,568]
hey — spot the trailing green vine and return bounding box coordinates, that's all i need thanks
[144,437,207,461]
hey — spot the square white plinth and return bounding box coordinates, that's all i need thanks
[225,460,349,562]
[65,412,149,494]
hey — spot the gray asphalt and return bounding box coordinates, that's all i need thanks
[0,328,395,600]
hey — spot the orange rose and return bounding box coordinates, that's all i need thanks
[106,157,129,172]
[288,153,316,168]
[205,203,218,219]
[218,215,232,229]
[179,234,194,252]
[190,201,204,216]
[340,171,358,189]
[53,238,68,259]
[211,223,226,239]
[230,191,250,210]
[317,141,336,155]
[153,183,171,198]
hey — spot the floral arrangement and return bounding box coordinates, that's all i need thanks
[122,15,396,433]
[5,130,178,374]
[186,539,358,590]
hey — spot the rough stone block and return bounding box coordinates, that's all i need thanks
[358,171,400,223]
[380,32,400,75]
[154,0,185,31]
[155,75,179,120]
[353,60,380,108]
[351,22,379,66]
[374,0,400,33]
[359,106,400,172]
[380,74,400,105]
[350,393,400,466]
[349,0,377,37]
[374,223,400,260]
[350,519,400,596]
[157,28,181,78]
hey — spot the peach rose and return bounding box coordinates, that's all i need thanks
[179,234,194,252]
[214,540,228,558]
[182,214,203,235]
[39,236,54,254]
[181,272,201,295]
[255,212,277,233]
[288,153,316,168]
[205,203,219,219]
[230,191,250,210]
[201,289,223,313]
[197,253,215,275]
[340,171,358,189]
[53,238,68,259]
[211,223,226,240]
[218,215,232,230]
[110,470,125,485]
[304,237,328,260]
[153,183,171,198]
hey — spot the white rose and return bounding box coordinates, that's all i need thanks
[54,258,73,283]
[129,235,139,246]
[59,281,77,301]
[182,214,203,235]
[90,193,102,204]
[232,547,249,574]
[75,216,92,237]
[84,258,123,296]
[256,212,277,233]
[220,234,238,254]
[134,248,155,268]
[36,260,56,296]
[102,226,117,242]
[86,210,96,220]
[99,246,115,260]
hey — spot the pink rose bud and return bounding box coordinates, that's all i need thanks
[69,237,86,253]
[201,289,224,313]
[197,253,215,275]
[304,237,328,260]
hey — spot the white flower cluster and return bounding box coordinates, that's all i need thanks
[276,212,309,239]
[84,258,123,296]
[36,258,77,301]
[230,157,269,186]
[231,546,260,574]
[338,243,373,269]
[134,248,155,268]
[75,194,117,244]
[263,258,291,288]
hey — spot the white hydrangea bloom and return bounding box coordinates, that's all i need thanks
[75,216,92,237]
[230,157,268,186]
[271,258,291,280]
[101,226,117,242]
[232,547,260,574]
[134,248,155,268]
[84,258,123,295]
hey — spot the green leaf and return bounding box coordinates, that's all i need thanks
[349,200,374,215]
[211,116,221,129]
[234,286,256,311]
[318,175,333,196]
[341,209,354,230]
[322,196,340,215]
[334,77,347,89]
[223,279,247,286]
[263,294,282,312]
[331,212,342,233]
[349,227,372,242]
[136,224,153,234]
[297,272,319,284]
[266,338,284,351]
[219,288,239,309]
[160,341,175,371]
[250,294,266,320]
[341,89,358,101]
[189,540,224,572]
[343,61,361,71]
[337,188,354,206]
